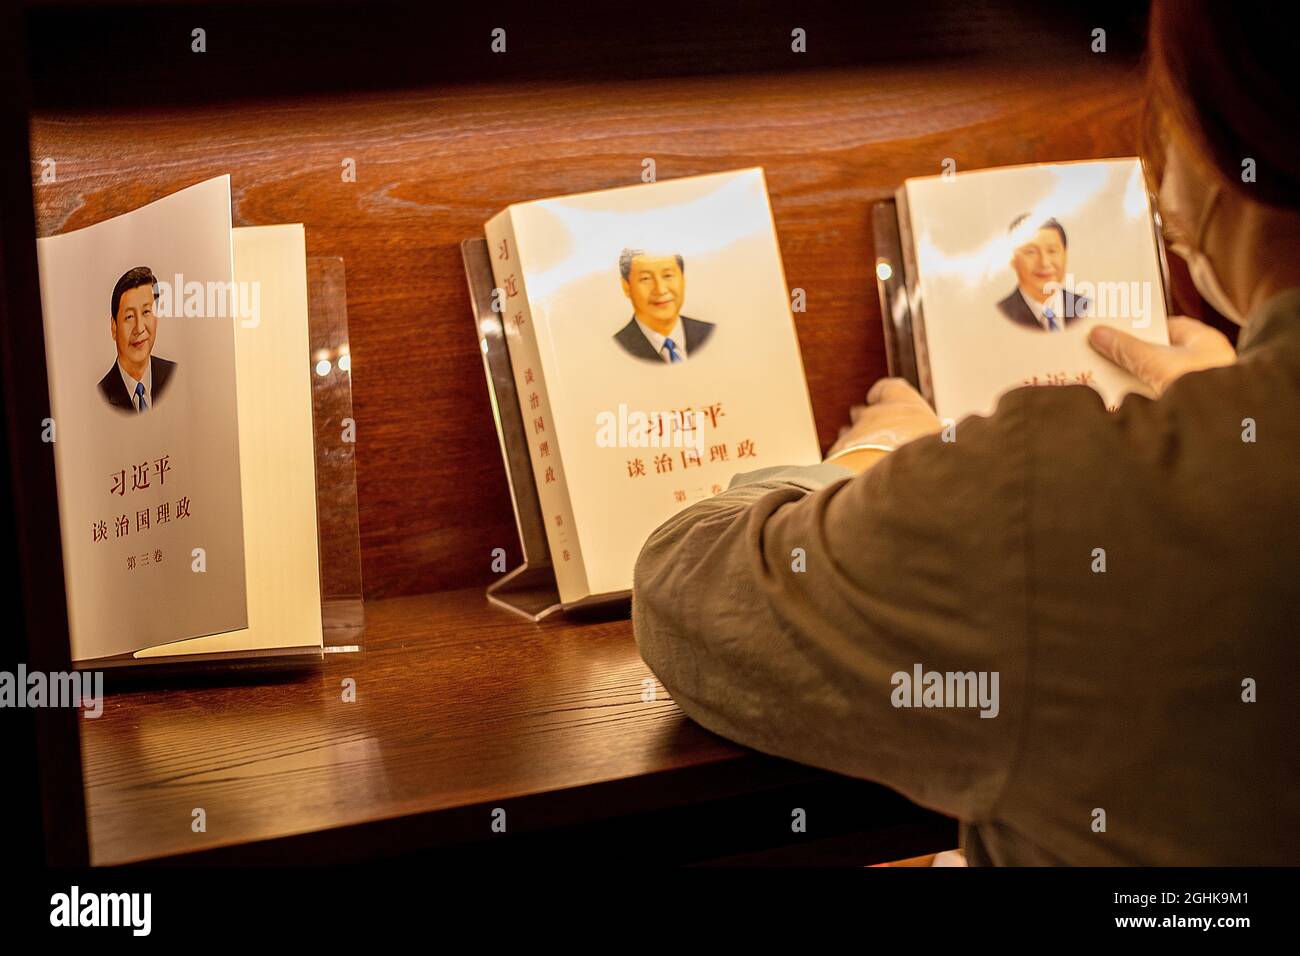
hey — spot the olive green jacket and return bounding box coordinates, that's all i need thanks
[632,289,1300,865]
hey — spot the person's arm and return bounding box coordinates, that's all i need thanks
[631,384,1033,819]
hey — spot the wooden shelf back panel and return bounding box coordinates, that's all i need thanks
[28,57,1143,599]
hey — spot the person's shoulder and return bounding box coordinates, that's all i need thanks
[97,363,119,394]
[613,316,662,362]
[681,315,715,345]
[680,315,715,354]
[151,355,177,399]
[915,383,1108,472]
[613,316,640,342]
[152,354,177,381]
[996,288,1022,318]
[97,363,134,411]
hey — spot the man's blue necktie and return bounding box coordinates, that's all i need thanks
[663,337,683,363]
[135,381,148,412]
[1044,307,1060,332]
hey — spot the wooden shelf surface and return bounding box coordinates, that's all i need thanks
[80,590,951,865]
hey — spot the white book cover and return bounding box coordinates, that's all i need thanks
[37,176,249,661]
[493,168,821,600]
[902,158,1171,421]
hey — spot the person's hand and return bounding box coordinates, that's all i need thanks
[825,378,941,471]
[1088,316,1236,397]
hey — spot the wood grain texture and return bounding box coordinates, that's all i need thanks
[19,1,1145,866]
[79,589,950,865]
[29,57,1145,598]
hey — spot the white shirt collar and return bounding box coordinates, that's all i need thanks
[634,315,687,362]
[1019,287,1066,331]
[117,357,153,410]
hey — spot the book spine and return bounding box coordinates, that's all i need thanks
[484,211,589,603]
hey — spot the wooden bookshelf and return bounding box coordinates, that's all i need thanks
[5,0,1167,865]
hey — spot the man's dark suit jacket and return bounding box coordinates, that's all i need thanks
[997,288,1090,330]
[613,315,716,363]
[97,355,177,412]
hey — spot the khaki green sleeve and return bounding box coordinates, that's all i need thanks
[631,390,1034,822]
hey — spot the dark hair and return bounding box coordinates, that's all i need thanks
[619,248,685,281]
[110,267,158,319]
[1008,214,1067,248]
[1145,0,1300,209]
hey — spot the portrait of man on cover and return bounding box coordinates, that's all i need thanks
[996,215,1091,332]
[612,248,716,363]
[98,266,178,413]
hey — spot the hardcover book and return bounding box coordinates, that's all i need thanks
[482,168,821,606]
[875,158,1172,421]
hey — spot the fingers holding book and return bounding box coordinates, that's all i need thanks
[1088,316,1236,396]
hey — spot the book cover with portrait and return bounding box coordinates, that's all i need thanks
[484,168,821,604]
[888,158,1172,421]
[37,175,250,662]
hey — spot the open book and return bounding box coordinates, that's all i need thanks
[874,158,1172,421]
[478,168,821,609]
[37,177,324,665]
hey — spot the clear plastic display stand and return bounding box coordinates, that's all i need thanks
[461,238,564,621]
[461,239,635,622]
[307,256,365,652]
